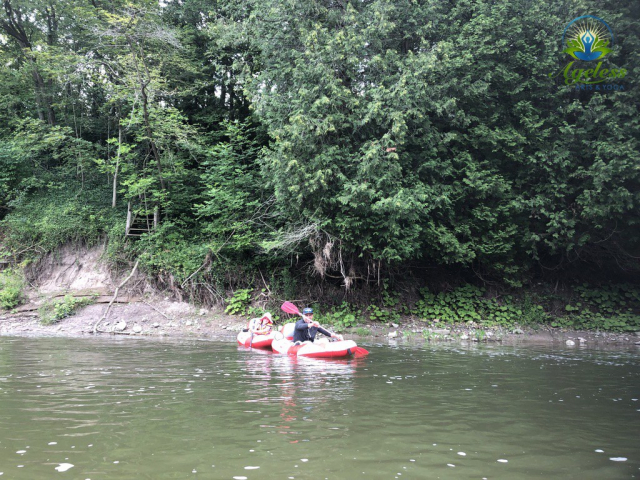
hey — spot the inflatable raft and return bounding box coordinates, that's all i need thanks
[272,336,361,358]
[237,330,277,349]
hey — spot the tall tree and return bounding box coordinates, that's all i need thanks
[1,0,58,124]
[235,0,639,282]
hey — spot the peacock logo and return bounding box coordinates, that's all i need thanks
[563,16,613,62]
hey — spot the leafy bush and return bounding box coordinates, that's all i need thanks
[39,295,95,325]
[574,313,640,332]
[363,281,403,323]
[318,302,362,332]
[412,283,639,332]
[413,285,485,323]
[0,269,24,309]
[381,281,400,308]
[412,285,547,328]
[557,284,640,332]
[1,186,120,256]
[367,304,400,323]
[125,222,209,283]
[194,120,265,255]
[225,288,253,316]
[519,295,550,325]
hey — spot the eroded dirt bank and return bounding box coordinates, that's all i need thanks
[1,244,639,349]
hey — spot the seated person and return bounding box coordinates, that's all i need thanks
[248,312,273,335]
[293,308,342,343]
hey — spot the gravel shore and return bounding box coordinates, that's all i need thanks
[2,297,639,350]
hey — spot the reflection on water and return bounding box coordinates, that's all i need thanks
[0,337,638,479]
[239,350,364,450]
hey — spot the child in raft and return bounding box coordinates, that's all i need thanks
[247,312,273,335]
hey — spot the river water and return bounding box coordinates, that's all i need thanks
[0,336,638,479]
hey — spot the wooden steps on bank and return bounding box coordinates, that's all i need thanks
[125,200,158,237]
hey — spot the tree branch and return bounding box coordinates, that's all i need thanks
[93,259,139,333]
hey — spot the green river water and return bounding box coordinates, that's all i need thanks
[0,336,638,479]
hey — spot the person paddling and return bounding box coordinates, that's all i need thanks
[293,308,342,344]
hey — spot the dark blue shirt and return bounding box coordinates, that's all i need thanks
[293,318,332,343]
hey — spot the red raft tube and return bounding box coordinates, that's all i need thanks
[271,324,366,358]
[236,330,277,349]
[237,313,277,349]
[237,321,295,350]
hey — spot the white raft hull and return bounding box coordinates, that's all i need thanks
[272,337,359,358]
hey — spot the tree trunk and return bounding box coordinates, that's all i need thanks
[127,34,166,191]
[1,0,56,125]
[112,121,121,208]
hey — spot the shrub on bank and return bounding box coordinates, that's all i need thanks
[558,284,640,332]
[0,268,24,309]
[411,284,639,333]
[317,302,362,332]
[39,295,96,325]
[1,186,120,257]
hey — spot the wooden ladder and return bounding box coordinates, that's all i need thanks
[125,198,159,237]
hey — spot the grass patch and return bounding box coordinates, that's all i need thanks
[355,327,371,336]
[1,186,120,258]
[39,295,96,325]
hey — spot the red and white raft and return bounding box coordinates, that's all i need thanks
[237,330,277,349]
[272,336,361,358]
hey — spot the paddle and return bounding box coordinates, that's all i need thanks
[354,347,369,356]
[281,302,369,357]
[281,301,303,316]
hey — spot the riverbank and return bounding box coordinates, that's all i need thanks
[2,296,639,349]
[1,245,639,348]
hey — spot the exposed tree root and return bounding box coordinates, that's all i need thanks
[93,259,139,334]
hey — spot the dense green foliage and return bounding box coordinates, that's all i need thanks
[2,187,119,253]
[555,284,640,331]
[408,283,638,332]
[0,0,638,325]
[224,288,252,316]
[309,282,639,332]
[413,285,547,326]
[0,269,24,309]
[317,302,362,332]
[243,0,640,283]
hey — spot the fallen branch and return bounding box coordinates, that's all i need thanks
[142,300,171,320]
[12,296,139,313]
[88,328,131,335]
[88,327,156,336]
[93,259,139,334]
